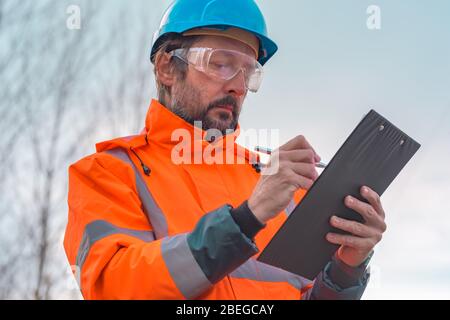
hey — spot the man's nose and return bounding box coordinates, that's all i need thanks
[224,69,247,97]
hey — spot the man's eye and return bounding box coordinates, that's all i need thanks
[211,62,227,69]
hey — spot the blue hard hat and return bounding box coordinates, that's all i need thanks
[150,0,278,66]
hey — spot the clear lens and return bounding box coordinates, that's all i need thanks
[172,48,264,92]
[247,67,263,93]
[207,50,241,79]
[206,49,263,92]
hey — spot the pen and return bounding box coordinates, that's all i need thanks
[255,146,328,169]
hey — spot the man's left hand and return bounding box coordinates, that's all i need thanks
[326,186,387,267]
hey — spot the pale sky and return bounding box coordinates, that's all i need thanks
[245,0,450,299]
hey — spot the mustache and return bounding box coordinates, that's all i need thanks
[207,96,239,114]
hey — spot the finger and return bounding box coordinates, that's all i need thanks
[360,186,385,219]
[288,162,318,181]
[330,216,377,238]
[287,169,314,190]
[345,196,387,232]
[278,135,321,162]
[280,149,316,164]
[326,233,374,250]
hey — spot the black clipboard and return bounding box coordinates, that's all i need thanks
[257,110,421,280]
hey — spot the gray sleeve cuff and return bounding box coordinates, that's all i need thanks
[305,260,370,300]
[327,251,372,289]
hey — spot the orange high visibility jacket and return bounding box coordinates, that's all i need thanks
[64,99,369,300]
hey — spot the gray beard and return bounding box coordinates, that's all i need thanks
[167,82,240,135]
[169,103,239,136]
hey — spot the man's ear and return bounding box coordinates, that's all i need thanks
[155,52,176,87]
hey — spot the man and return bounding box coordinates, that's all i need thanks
[64,0,387,300]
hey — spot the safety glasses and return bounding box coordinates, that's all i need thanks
[169,47,264,93]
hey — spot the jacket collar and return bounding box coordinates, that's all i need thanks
[97,99,259,163]
[144,99,239,148]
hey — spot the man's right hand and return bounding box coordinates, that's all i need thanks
[248,135,320,224]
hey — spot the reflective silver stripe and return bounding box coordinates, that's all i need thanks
[104,148,169,239]
[230,258,312,291]
[75,220,155,269]
[285,198,296,217]
[161,234,212,299]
